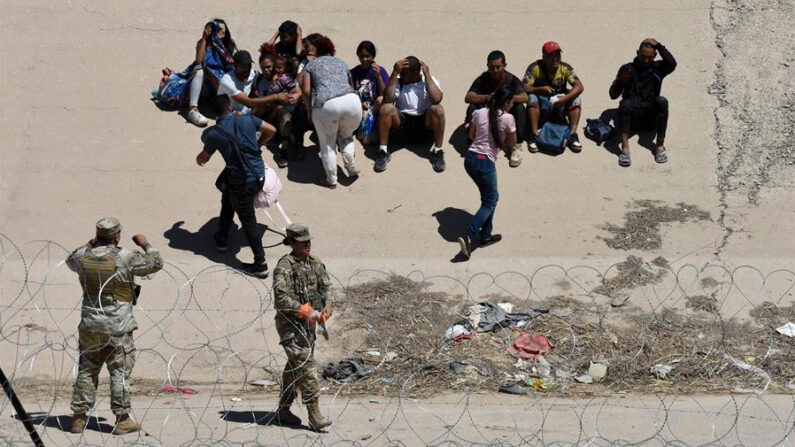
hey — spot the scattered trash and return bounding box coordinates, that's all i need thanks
[555,369,574,379]
[365,350,381,357]
[385,351,398,362]
[574,375,593,384]
[498,383,527,396]
[449,361,487,377]
[322,357,366,383]
[610,293,630,307]
[380,377,394,384]
[230,397,241,402]
[775,322,795,338]
[744,356,756,364]
[361,434,372,441]
[451,333,476,342]
[524,378,548,390]
[723,353,771,394]
[162,385,197,395]
[536,357,551,378]
[588,362,608,382]
[368,399,379,404]
[649,364,675,379]
[497,302,514,313]
[444,324,472,340]
[468,302,547,332]
[506,334,555,360]
[387,204,402,213]
[249,379,277,387]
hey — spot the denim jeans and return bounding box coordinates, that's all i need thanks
[218,180,265,264]
[464,151,499,239]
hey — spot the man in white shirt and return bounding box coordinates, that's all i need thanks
[218,50,298,116]
[376,56,446,173]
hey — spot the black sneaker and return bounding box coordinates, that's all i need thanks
[527,134,539,153]
[568,133,582,152]
[431,149,446,172]
[479,234,502,247]
[213,232,228,252]
[457,235,472,259]
[274,150,289,168]
[374,150,390,172]
[240,262,269,279]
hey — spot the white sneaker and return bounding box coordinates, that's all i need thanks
[187,109,208,128]
[509,143,523,167]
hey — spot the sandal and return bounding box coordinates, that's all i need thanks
[618,152,631,167]
[655,146,668,163]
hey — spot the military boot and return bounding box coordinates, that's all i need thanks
[276,393,302,425]
[307,401,332,430]
[112,414,141,435]
[70,413,87,433]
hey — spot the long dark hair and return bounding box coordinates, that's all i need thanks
[212,18,237,54]
[489,85,514,147]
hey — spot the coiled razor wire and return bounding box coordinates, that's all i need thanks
[0,235,793,446]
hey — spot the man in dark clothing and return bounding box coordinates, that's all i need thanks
[196,95,276,278]
[465,50,528,167]
[609,37,677,166]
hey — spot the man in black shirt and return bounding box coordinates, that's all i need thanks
[609,38,677,166]
[464,50,528,167]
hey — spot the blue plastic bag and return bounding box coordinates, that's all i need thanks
[156,67,192,109]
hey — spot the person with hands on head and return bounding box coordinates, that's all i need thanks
[196,95,276,278]
[67,218,164,435]
[267,20,303,63]
[218,50,299,115]
[465,50,528,167]
[376,56,447,173]
[609,37,677,167]
[522,41,585,153]
[176,18,237,127]
[272,224,333,430]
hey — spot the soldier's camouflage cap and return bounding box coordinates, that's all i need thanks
[286,223,312,242]
[95,217,121,237]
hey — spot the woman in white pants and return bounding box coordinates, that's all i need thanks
[301,34,362,188]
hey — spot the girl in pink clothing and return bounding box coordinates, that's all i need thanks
[457,85,517,260]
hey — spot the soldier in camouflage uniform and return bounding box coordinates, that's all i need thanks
[272,223,333,430]
[66,217,163,435]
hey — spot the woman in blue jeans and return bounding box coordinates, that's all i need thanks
[458,85,517,260]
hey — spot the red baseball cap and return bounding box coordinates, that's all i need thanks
[542,41,562,54]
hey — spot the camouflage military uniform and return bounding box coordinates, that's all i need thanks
[273,252,332,405]
[66,240,163,417]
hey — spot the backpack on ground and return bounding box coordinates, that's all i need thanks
[156,67,192,109]
[584,118,614,145]
[537,122,571,153]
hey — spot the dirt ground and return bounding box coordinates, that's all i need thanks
[1,0,794,445]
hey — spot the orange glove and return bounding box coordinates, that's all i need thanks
[297,303,314,320]
[311,310,326,324]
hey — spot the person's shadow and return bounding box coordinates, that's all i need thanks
[448,124,470,157]
[432,207,474,263]
[18,412,114,433]
[163,219,272,266]
[218,410,317,432]
[599,108,658,157]
[362,132,437,171]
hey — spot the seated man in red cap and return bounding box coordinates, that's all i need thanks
[522,41,585,153]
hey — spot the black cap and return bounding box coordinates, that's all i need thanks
[233,50,252,66]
